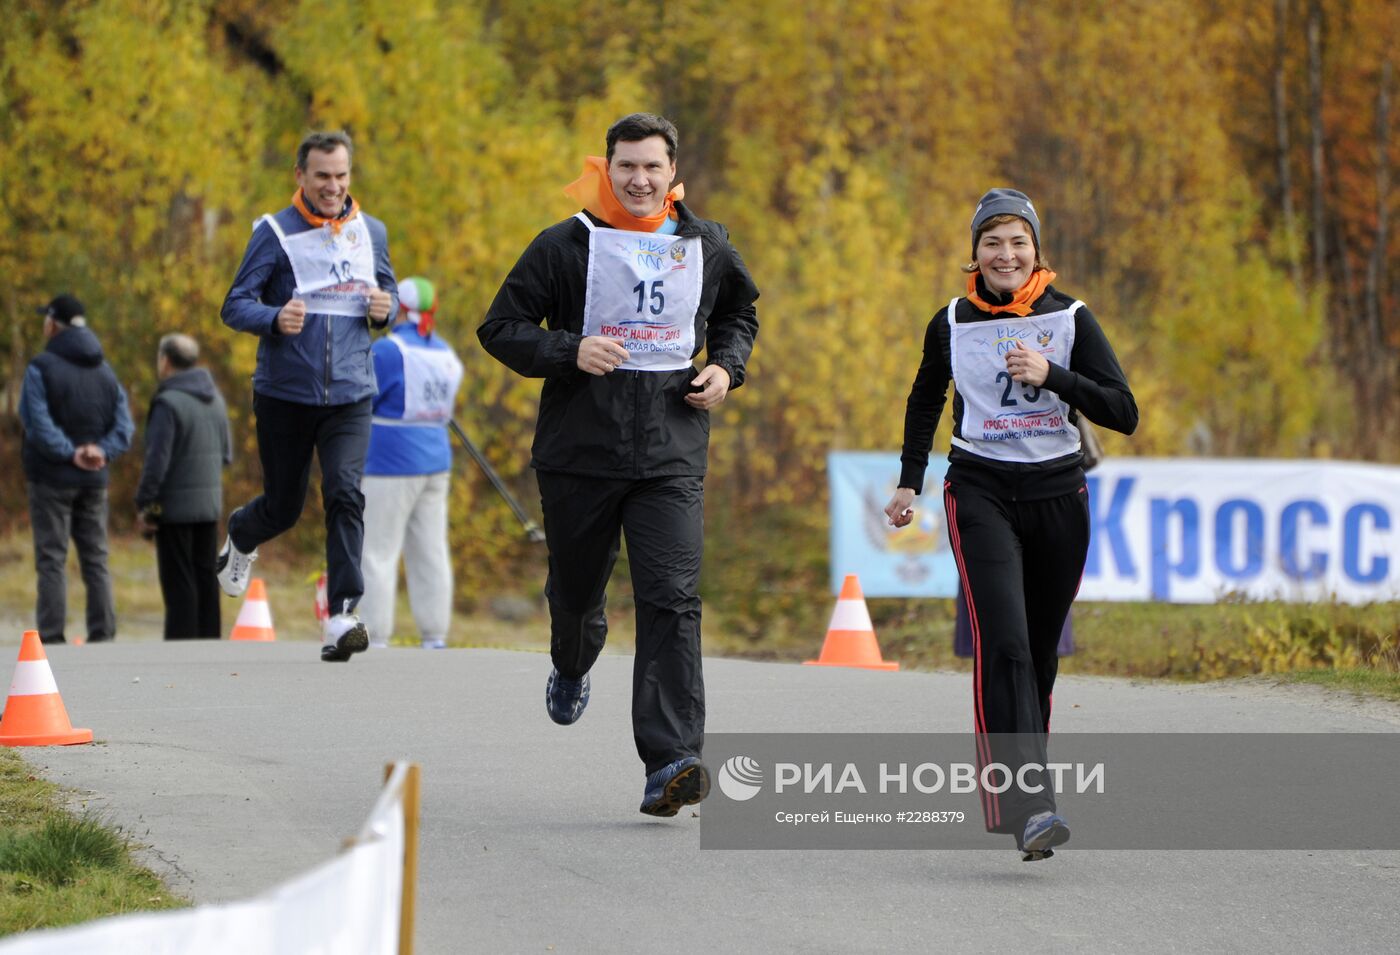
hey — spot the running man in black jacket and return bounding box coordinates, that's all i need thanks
[885,189,1137,860]
[479,113,759,816]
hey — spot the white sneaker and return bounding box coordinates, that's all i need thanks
[321,613,369,662]
[421,638,447,650]
[216,517,258,597]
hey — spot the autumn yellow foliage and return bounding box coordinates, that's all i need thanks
[0,0,1394,621]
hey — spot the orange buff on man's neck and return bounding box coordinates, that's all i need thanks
[292,190,361,235]
[966,269,1057,317]
[562,156,683,233]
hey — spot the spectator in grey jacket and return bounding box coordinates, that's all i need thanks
[20,294,134,644]
[136,334,232,639]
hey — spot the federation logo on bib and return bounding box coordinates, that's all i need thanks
[320,223,362,252]
[971,327,1036,355]
[630,236,691,274]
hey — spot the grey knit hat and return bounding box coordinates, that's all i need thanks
[971,188,1040,255]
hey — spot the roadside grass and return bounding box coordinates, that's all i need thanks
[864,598,1400,684]
[0,531,549,651]
[0,748,185,936]
[700,588,1399,682]
[0,531,1395,698]
[1284,668,1400,702]
[1058,599,1400,681]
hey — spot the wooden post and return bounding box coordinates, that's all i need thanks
[384,762,421,955]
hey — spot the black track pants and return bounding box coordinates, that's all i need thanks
[943,480,1089,835]
[536,471,705,774]
[156,521,221,639]
[230,394,371,615]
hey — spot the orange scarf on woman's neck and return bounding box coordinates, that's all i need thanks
[966,269,1056,316]
[292,190,361,234]
[563,156,683,232]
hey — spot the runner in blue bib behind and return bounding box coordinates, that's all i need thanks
[359,276,464,651]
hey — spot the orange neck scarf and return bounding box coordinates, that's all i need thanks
[292,190,361,234]
[563,156,683,232]
[966,269,1057,316]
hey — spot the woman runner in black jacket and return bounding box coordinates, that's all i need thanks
[884,189,1138,860]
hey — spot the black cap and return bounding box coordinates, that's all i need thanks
[37,294,86,326]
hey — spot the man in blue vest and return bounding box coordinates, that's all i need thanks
[359,276,464,650]
[219,130,399,662]
[20,294,135,644]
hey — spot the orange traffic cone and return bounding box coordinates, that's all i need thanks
[804,574,899,671]
[0,631,93,746]
[313,572,329,626]
[229,578,276,642]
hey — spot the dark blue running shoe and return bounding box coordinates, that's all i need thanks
[1019,811,1070,861]
[639,757,711,817]
[545,669,590,725]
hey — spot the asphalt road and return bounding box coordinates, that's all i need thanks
[19,642,1400,954]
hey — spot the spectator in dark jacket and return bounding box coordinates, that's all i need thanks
[136,334,232,639]
[20,294,135,644]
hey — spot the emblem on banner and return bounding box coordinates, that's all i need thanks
[863,486,945,560]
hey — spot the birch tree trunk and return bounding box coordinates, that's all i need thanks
[1274,0,1303,292]
[1364,60,1390,347]
[1307,0,1326,290]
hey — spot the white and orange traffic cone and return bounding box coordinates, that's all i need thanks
[0,630,93,746]
[804,574,899,671]
[313,572,329,627]
[229,578,276,642]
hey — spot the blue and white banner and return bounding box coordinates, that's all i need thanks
[828,452,957,598]
[829,453,1400,604]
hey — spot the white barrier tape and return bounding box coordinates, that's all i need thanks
[8,660,58,698]
[0,780,407,955]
